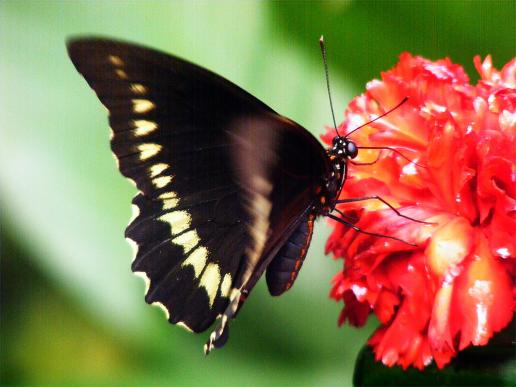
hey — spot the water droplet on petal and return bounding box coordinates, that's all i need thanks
[496,247,510,259]
[351,284,368,298]
[402,162,417,175]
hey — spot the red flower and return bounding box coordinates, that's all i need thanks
[324,53,515,369]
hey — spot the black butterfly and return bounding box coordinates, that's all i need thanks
[67,37,413,354]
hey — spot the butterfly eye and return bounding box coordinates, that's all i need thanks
[346,141,358,158]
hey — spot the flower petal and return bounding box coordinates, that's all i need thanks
[328,54,516,370]
[425,216,474,279]
[452,233,513,350]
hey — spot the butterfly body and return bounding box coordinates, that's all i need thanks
[265,213,315,296]
[67,37,356,353]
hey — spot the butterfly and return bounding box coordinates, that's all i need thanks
[67,37,412,354]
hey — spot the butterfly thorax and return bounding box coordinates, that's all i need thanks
[315,136,357,216]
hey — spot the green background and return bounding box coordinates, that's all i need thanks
[1,1,514,385]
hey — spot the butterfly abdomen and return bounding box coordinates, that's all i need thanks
[265,214,315,296]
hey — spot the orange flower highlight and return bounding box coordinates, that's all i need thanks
[324,53,515,369]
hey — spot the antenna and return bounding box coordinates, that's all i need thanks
[345,97,408,138]
[319,36,340,136]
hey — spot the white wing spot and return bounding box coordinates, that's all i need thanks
[149,163,169,178]
[108,55,124,66]
[126,237,139,262]
[152,175,172,189]
[130,83,147,94]
[111,152,120,168]
[172,230,200,254]
[133,120,158,137]
[126,177,137,187]
[199,263,221,308]
[132,99,155,113]
[137,143,161,160]
[115,69,128,79]
[149,163,170,177]
[159,211,191,235]
[176,321,193,332]
[152,301,170,320]
[128,203,140,224]
[134,271,151,294]
[159,192,178,200]
[220,273,232,298]
[159,191,179,210]
[181,246,208,278]
[162,198,179,210]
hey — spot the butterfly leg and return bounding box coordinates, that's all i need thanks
[332,208,359,223]
[335,196,432,224]
[326,213,417,247]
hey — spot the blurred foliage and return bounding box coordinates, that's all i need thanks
[272,0,515,88]
[0,1,514,385]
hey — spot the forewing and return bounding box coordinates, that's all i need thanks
[68,38,269,332]
[67,38,330,338]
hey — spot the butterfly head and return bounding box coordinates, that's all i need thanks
[331,136,358,159]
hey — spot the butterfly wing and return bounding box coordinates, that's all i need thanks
[67,38,330,343]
